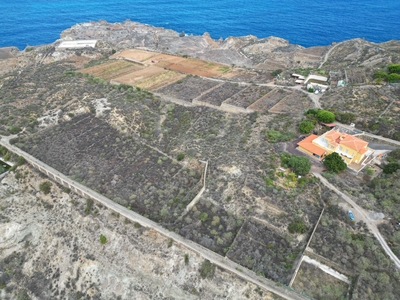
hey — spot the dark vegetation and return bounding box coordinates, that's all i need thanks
[375,64,400,83]
[323,152,347,173]
[292,262,349,300]
[309,205,400,300]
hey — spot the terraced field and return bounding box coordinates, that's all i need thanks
[225,86,272,108]
[248,88,291,112]
[269,90,313,114]
[197,82,245,106]
[156,75,220,102]
[79,60,144,80]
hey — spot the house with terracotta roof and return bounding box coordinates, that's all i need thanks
[297,129,374,169]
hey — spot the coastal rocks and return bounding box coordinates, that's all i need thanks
[59,20,314,68]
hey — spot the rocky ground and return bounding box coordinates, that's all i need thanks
[0,166,281,300]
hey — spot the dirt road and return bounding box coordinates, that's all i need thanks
[0,134,308,300]
[313,172,400,270]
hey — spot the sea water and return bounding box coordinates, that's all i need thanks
[0,0,399,49]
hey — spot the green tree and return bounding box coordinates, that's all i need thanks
[316,110,335,123]
[383,162,400,174]
[388,64,400,74]
[39,181,52,195]
[323,152,347,173]
[287,155,311,176]
[299,121,314,134]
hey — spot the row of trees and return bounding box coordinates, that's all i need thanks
[299,109,335,134]
[375,64,400,83]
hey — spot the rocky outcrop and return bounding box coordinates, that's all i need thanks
[58,20,323,68]
[0,167,277,299]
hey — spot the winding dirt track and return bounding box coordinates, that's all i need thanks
[313,172,400,270]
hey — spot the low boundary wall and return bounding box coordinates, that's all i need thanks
[0,138,308,300]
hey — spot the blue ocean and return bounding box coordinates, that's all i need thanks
[0,0,399,50]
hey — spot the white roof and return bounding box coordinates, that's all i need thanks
[304,74,328,84]
[58,40,97,49]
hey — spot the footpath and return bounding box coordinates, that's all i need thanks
[0,135,307,300]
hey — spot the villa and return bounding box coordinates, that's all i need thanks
[298,129,375,172]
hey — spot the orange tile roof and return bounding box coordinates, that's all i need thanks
[323,129,369,154]
[298,135,326,156]
[340,134,369,152]
[325,130,341,141]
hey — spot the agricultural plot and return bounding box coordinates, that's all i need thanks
[248,88,291,111]
[112,65,165,86]
[79,60,144,81]
[268,90,313,114]
[225,86,272,108]
[226,218,303,284]
[292,261,349,300]
[113,49,232,77]
[118,69,184,90]
[16,114,202,224]
[111,49,157,62]
[156,75,220,102]
[170,199,243,256]
[308,206,400,299]
[197,82,245,106]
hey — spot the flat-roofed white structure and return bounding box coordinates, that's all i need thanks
[58,40,97,49]
[304,74,328,84]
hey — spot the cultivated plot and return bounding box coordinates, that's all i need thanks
[79,60,144,81]
[225,86,272,108]
[156,75,220,102]
[248,88,291,111]
[197,82,245,106]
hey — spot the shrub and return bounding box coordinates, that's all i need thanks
[271,69,283,76]
[308,87,314,93]
[199,260,216,279]
[288,218,307,234]
[388,64,400,74]
[287,155,311,176]
[299,121,314,134]
[337,112,356,124]
[383,162,400,174]
[316,110,335,123]
[85,199,94,215]
[100,234,107,245]
[323,152,347,173]
[168,238,173,248]
[387,73,400,82]
[199,212,208,222]
[39,181,52,195]
[184,254,189,265]
[17,156,25,166]
[177,153,185,161]
[8,126,22,134]
[265,129,295,143]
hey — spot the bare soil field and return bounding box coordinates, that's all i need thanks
[226,86,272,108]
[111,49,157,62]
[112,65,166,85]
[226,218,304,284]
[156,75,220,102]
[112,49,233,78]
[268,90,313,114]
[292,261,349,300]
[132,70,186,91]
[79,60,144,80]
[197,82,245,106]
[248,88,291,112]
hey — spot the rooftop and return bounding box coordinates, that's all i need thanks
[297,135,326,157]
